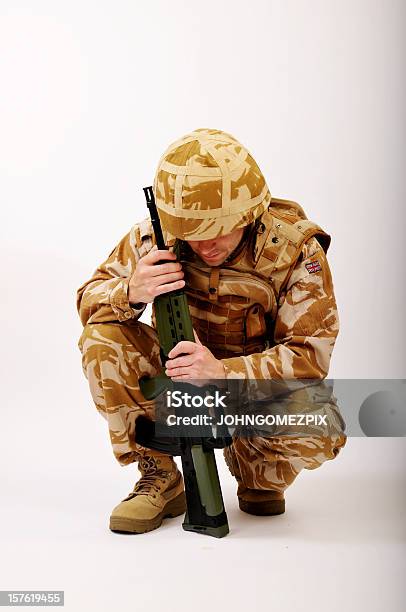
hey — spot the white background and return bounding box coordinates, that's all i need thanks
[0,1,405,611]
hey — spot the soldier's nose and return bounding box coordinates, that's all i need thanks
[199,240,217,252]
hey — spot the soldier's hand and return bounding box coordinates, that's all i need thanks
[128,246,185,304]
[165,333,226,383]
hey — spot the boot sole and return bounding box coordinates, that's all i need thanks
[238,497,285,516]
[109,491,186,534]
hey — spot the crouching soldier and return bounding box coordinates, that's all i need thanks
[77,128,346,534]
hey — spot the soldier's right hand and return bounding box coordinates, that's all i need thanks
[128,247,185,304]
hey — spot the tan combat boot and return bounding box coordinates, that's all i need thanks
[237,483,285,516]
[109,455,186,533]
[225,448,285,516]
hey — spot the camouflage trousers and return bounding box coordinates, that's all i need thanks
[78,322,346,493]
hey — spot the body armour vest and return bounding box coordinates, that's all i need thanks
[136,198,331,360]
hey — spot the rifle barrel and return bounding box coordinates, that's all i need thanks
[143,186,166,250]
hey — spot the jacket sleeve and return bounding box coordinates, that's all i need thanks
[222,236,339,380]
[76,221,154,326]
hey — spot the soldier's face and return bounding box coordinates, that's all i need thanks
[186,228,244,266]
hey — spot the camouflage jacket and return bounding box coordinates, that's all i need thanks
[77,204,339,381]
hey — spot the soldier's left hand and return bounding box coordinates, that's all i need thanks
[165,332,225,383]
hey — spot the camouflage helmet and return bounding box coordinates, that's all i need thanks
[153,128,271,241]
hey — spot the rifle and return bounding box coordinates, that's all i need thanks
[136,186,231,538]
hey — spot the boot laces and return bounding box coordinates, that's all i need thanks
[130,457,171,498]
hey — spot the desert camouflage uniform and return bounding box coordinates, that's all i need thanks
[77,210,346,492]
[77,128,346,494]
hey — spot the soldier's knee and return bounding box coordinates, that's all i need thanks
[78,323,128,355]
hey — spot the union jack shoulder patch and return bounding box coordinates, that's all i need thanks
[305,260,322,274]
